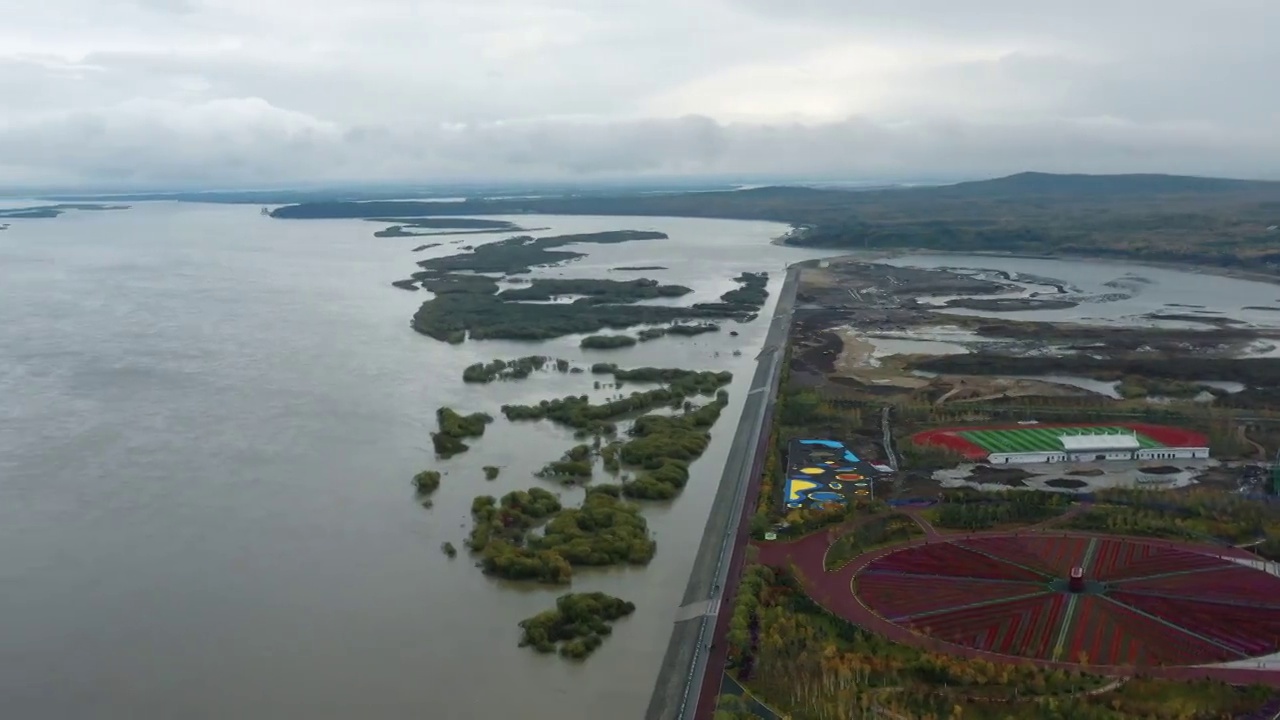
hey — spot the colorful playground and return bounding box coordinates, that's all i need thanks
[782,438,890,510]
[911,422,1210,461]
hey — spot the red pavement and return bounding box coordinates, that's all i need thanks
[752,525,1280,688]
[692,537,746,720]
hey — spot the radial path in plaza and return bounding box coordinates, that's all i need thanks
[854,535,1280,667]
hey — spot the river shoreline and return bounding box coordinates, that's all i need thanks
[11,204,1280,720]
[768,239,1280,289]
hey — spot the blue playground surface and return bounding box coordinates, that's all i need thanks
[782,438,885,510]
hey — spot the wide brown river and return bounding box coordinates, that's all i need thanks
[0,203,833,720]
[3,203,1278,719]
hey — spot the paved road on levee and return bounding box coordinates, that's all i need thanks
[645,262,807,720]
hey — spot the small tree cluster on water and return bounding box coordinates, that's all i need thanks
[518,591,636,659]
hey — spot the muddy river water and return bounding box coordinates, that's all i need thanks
[1,205,1275,719]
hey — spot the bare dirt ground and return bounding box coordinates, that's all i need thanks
[789,260,1265,406]
[831,329,929,390]
[933,460,1223,494]
[825,327,1103,401]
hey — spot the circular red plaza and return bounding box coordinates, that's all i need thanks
[853,534,1280,667]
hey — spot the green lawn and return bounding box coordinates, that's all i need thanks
[958,426,1164,454]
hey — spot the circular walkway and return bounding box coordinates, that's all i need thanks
[856,535,1280,666]
[752,527,1280,681]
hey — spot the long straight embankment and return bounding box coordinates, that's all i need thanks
[645,261,806,720]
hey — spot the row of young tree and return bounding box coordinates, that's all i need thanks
[1067,487,1280,545]
[932,489,1071,531]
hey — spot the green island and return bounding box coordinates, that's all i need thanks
[393,272,504,295]
[482,465,500,480]
[719,271,770,310]
[416,230,667,275]
[380,227,481,238]
[501,367,732,436]
[400,230,762,342]
[518,591,636,660]
[497,277,690,302]
[0,203,130,219]
[503,366,734,499]
[376,226,447,238]
[592,364,734,387]
[614,394,730,499]
[369,218,519,239]
[431,407,493,458]
[467,486,655,584]
[536,444,594,481]
[580,334,637,350]
[467,488,563,552]
[462,355,572,383]
[411,279,751,342]
[638,323,720,341]
[412,469,441,494]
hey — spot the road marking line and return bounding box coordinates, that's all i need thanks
[674,600,716,622]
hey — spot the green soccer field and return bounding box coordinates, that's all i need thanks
[958,426,1165,454]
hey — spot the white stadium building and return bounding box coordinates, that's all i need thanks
[988,432,1210,465]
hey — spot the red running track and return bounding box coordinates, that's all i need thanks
[909,422,1209,460]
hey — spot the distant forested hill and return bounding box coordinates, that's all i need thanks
[268,186,853,222]
[269,173,1280,270]
[925,172,1274,198]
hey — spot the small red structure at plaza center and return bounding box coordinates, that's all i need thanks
[1068,566,1085,593]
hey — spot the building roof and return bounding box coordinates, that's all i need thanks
[1058,434,1141,452]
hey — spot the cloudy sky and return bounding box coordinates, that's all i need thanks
[2,0,1278,188]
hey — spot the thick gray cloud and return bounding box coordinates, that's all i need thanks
[2,0,1278,188]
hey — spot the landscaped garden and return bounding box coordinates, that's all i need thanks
[852,534,1280,667]
[719,346,1280,719]
[721,562,1279,719]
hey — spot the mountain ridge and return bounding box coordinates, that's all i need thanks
[928,171,1278,198]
